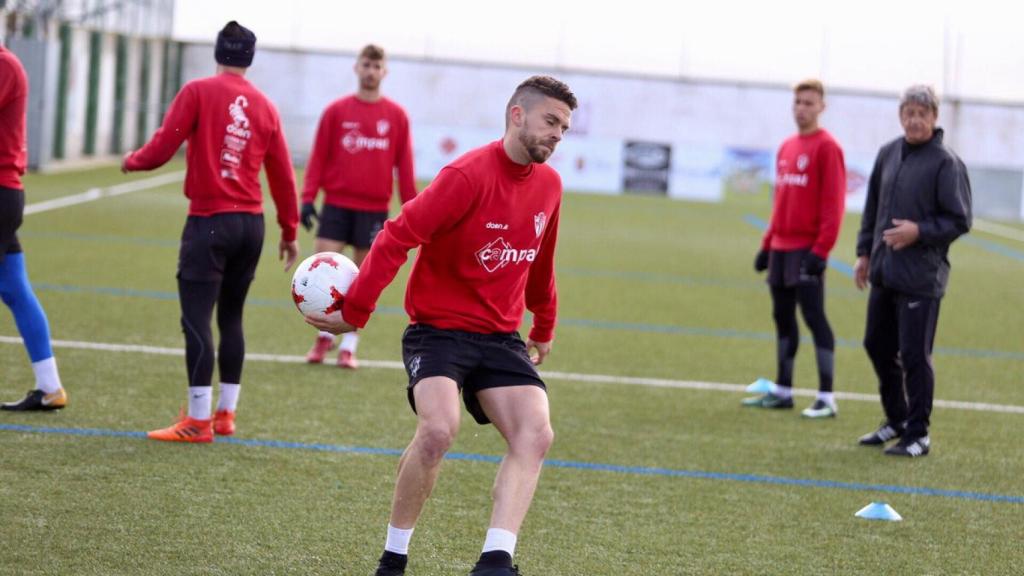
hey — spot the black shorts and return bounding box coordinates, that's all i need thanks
[401,323,547,425]
[0,187,25,262]
[177,213,265,283]
[767,248,814,288]
[317,204,386,249]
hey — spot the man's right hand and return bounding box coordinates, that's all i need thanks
[754,250,769,273]
[300,203,319,232]
[854,255,870,290]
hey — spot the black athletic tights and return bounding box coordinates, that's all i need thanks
[178,276,253,388]
[770,279,835,392]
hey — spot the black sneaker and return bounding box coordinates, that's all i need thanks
[374,551,408,576]
[470,551,520,575]
[1,388,68,411]
[885,436,930,458]
[857,422,903,446]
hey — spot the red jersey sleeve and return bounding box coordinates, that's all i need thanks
[525,203,560,342]
[301,106,332,204]
[811,140,846,258]
[263,113,299,242]
[125,84,197,170]
[342,166,475,328]
[395,111,417,205]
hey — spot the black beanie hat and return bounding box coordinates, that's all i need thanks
[215,21,256,68]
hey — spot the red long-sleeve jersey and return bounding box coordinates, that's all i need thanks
[343,140,561,342]
[301,95,416,211]
[762,129,846,258]
[0,48,28,191]
[124,72,299,241]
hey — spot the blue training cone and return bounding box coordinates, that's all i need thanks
[746,378,776,394]
[855,502,903,522]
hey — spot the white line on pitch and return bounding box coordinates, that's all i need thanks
[24,171,186,216]
[974,219,1024,243]
[3,335,1022,415]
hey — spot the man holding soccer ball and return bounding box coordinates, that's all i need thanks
[307,76,576,576]
[122,21,300,442]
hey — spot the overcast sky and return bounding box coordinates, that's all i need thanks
[174,0,1024,103]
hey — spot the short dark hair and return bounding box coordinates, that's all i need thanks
[359,44,385,61]
[505,75,578,125]
[794,78,824,98]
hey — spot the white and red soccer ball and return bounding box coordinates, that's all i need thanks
[290,252,359,320]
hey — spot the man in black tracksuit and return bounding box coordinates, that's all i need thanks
[853,85,972,458]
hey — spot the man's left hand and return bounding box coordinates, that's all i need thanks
[883,219,920,251]
[526,339,552,366]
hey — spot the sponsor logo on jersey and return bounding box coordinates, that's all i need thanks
[342,129,390,154]
[777,173,809,187]
[221,95,252,180]
[475,237,537,273]
[226,95,251,139]
[486,222,509,230]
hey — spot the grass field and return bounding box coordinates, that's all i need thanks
[1,160,1022,575]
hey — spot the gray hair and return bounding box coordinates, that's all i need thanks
[900,85,939,114]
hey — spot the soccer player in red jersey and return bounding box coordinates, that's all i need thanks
[307,76,576,576]
[300,44,417,369]
[0,44,68,412]
[745,79,846,418]
[122,21,300,442]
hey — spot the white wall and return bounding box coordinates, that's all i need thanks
[95,33,117,155]
[63,28,91,158]
[178,43,1024,218]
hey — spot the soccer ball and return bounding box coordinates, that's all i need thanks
[291,252,359,320]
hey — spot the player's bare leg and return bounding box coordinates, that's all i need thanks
[374,377,461,575]
[469,385,553,573]
[305,237,349,363]
[335,245,372,368]
[389,377,462,527]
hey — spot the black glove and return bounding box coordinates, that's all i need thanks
[300,203,318,232]
[801,252,827,276]
[754,250,769,273]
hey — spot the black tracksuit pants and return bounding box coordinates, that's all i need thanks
[863,285,942,440]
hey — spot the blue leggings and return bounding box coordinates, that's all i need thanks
[0,252,54,363]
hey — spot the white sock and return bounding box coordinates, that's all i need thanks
[318,331,335,341]
[188,387,212,420]
[340,332,359,353]
[482,528,517,557]
[384,524,414,555]
[31,357,62,394]
[218,383,241,412]
[817,391,836,407]
[773,385,792,399]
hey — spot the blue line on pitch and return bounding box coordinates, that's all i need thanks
[743,214,855,277]
[2,423,1021,504]
[962,236,1024,263]
[25,282,1024,361]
